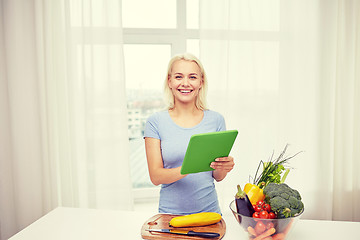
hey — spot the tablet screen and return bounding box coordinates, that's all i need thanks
[180,130,238,174]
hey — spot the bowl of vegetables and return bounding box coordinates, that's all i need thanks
[230,145,304,240]
[230,200,303,240]
[230,183,304,240]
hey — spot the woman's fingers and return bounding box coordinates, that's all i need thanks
[210,156,235,172]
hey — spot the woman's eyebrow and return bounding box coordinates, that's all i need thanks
[173,72,198,76]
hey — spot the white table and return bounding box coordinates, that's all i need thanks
[9,207,359,239]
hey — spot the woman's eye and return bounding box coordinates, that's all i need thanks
[175,76,182,79]
[190,76,197,80]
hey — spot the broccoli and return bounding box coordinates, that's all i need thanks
[263,183,304,218]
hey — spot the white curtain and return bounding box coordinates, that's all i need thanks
[0,0,133,239]
[200,0,360,221]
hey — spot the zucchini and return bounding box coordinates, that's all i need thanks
[169,212,222,227]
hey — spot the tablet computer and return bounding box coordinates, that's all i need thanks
[180,130,238,174]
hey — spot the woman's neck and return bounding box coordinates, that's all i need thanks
[170,104,200,116]
[169,104,204,128]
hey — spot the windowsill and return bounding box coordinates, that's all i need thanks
[132,187,160,212]
[133,199,158,212]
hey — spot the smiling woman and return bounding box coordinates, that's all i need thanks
[168,60,203,106]
[164,53,208,111]
[144,53,235,215]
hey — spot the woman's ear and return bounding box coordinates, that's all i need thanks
[167,75,172,89]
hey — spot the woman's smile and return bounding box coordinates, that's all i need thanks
[178,89,193,94]
[168,60,203,104]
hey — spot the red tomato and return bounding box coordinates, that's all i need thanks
[259,210,269,219]
[269,212,276,219]
[262,203,271,212]
[255,221,266,235]
[254,205,262,212]
[266,222,275,229]
[252,212,260,218]
[256,200,265,206]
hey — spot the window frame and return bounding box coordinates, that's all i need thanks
[123,1,199,55]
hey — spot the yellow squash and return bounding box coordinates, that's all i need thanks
[169,212,222,227]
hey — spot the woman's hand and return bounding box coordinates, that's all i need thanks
[210,156,235,182]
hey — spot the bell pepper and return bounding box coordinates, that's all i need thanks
[244,183,265,205]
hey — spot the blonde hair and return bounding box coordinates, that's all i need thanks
[164,53,208,110]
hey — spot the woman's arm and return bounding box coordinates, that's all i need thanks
[211,156,235,182]
[145,137,187,186]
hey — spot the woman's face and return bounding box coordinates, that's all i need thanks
[168,60,203,106]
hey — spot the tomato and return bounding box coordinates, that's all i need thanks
[252,212,260,218]
[266,222,274,229]
[254,200,264,212]
[253,205,262,212]
[259,210,269,219]
[262,203,271,212]
[268,212,276,219]
[254,221,266,235]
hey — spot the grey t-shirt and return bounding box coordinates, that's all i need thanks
[144,109,226,214]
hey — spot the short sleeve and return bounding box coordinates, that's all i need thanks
[144,114,161,139]
[217,113,226,132]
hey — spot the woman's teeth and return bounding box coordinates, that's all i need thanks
[179,89,192,93]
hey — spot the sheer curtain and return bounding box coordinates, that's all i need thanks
[200,0,360,221]
[0,0,133,239]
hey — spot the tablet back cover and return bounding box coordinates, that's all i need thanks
[180,130,238,174]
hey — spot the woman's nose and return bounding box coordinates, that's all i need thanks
[181,77,190,86]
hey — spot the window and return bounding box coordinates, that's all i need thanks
[69,0,279,206]
[122,0,177,28]
[124,44,171,188]
[123,0,200,199]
